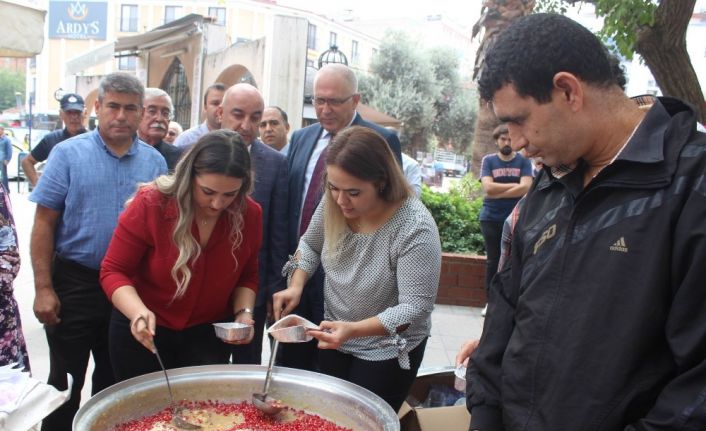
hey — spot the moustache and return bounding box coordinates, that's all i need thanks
[149,122,167,130]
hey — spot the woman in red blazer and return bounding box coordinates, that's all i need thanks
[100,130,263,381]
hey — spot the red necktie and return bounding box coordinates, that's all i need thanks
[299,146,328,237]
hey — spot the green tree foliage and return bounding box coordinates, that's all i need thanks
[358,31,437,153]
[536,0,656,60]
[359,31,477,154]
[429,47,477,154]
[535,0,705,123]
[0,69,25,111]
[420,180,485,254]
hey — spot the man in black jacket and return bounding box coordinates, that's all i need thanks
[467,13,706,431]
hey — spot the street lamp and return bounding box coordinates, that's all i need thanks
[54,88,66,102]
[317,45,348,69]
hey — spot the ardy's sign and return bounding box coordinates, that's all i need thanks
[49,1,108,40]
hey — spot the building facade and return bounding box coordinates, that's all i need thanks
[26,0,382,129]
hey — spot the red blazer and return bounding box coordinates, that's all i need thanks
[100,186,262,330]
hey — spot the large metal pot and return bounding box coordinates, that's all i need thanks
[73,364,399,430]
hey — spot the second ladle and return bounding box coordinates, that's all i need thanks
[252,339,283,415]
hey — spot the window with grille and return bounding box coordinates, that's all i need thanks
[162,59,192,129]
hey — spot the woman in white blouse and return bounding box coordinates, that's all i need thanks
[273,126,442,411]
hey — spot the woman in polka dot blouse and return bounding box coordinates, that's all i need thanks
[273,126,442,412]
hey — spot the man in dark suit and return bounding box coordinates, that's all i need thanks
[283,64,403,371]
[137,88,183,171]
[219,83,289,364]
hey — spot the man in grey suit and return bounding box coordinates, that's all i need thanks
[219,83,289,364]
[283,64,403,371]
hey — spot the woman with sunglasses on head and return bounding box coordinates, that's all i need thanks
[273,126,441,412]
[100,130,262,381]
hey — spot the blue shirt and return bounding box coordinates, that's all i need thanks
[30,129,167,269]
[479,152,533,222]
[0,136,12,162]
[174,121,209,150]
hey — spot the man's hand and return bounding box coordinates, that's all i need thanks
[455,339,480,367]
[33,287,61,326]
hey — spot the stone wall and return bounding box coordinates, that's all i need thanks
[436,253,487,307]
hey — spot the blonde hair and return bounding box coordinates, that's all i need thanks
[148,130,252,300]
[322,126,411,253]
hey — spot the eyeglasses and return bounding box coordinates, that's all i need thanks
[167,131,177,136]
[145,106,172,119]
[313,94,356,107]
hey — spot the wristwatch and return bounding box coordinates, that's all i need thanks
[234,308,254,317]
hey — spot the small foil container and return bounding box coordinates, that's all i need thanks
[454,365,467,392]
[268,314,319,343]
[213,322,254,342]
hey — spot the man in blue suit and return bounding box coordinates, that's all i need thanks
[282,64,403,370]
[219,83,289,365]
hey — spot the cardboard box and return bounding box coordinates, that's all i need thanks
[398,367,471,431]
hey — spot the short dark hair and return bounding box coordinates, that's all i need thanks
[492,124,509,140]
[608,53,627,91]
[267,106,289,126]
[203,82,226,106]
[478,13,614,103]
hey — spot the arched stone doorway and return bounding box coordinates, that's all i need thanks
[215,64,257,89]
[161,58,192,129]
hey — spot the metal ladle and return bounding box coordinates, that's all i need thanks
[154,347,203,430]
[252,339,283,415]
[135,316,202,430]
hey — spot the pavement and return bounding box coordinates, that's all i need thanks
[8,182,485,409]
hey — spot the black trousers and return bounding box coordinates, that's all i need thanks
[480,220,505,292]
[276,267,325,371]
[318,338,427,413]
[41,256,115,431]
[109,309,231,382]
[230,302,268,365]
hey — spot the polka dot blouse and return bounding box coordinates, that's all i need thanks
[292,197,442,369]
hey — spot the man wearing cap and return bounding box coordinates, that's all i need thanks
[22,93,88,187]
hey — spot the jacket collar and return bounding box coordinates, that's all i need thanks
[538,97,698,191]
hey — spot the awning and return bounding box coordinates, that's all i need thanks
[302,103,402,129]
[0,1,46,57]
[115,14,205,51]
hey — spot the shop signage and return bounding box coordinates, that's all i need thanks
[48,1,108,40]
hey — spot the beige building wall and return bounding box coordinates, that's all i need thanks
[28,0,380,129]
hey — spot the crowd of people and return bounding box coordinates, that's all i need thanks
[0,62,440,430]
[0,11,704,431]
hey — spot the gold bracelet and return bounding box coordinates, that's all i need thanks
[234,308,253,317]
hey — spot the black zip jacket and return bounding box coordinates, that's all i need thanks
[467,98,706,430]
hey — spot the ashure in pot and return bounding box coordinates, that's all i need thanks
[73,364,399,431]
